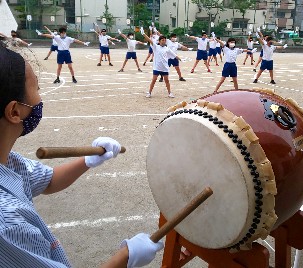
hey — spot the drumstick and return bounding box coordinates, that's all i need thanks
[150,187,213,243]
[36,146,126,159]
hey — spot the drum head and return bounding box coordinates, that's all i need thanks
[147,102,276,249]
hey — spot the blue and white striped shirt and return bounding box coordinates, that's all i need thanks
[0,151,71,268]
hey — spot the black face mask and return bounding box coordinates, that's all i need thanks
[19,101,43,136]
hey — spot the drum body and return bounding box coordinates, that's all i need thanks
[147,89,303,251]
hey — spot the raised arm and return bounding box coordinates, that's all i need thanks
[215,37,225,47]
[44,26,53,35]
[0,32,8,39]
[141,28,153,44]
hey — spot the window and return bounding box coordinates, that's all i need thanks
[232,21,248,29]
[171,17,176,28]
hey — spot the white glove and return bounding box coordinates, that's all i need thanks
[283,44,288,49]
[84,42,90,46]
[252,48,257,53]
[118,29,121,34]
[36,29,42,36]
[257,27,260,32]
[90,28,95,32]
[278,39,283,44]
[149,26,152,31]
[140,27,145,35]
[120,233,164,268]
[248,31,252,35]
[117,39,121,42]
[256,32,260,38]
[255,41,259,44]
[28,43,32,47]
[111,42,115,46]
[143,42,148,45]
[151,22,155,27]
[84,137,121,168]
[154,27,157,33]
[185,34,189,37]
[188,47,193,51]
[211,32,215,38]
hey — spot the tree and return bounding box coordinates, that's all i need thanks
[102,3,115,32]
[231,0,256,33]
[191,20,209,35]
[191,0,225,33]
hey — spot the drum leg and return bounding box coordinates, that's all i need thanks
[273,226,291,268]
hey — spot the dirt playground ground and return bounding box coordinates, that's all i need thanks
[13,46,303,267]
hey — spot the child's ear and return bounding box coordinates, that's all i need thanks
[4,101,22,124]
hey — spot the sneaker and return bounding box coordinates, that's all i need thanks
[159,77,163,82]
[168,93,175,98]
[118,69,124,72]
[97,63,101,66]
[190,69,194,73]
[149,59,153,62]
[253,79,258,83]
[44,57,48,60]
[207,69,212,73]
[179,77,186,81]
[109,63,113,66]
[270,80,276,84]
[53,78,60,84]
[138,69,142,72]
[251,63,254,65]
[105,59,107,61]
[146,92,151,98]
[101,59,103,61]
[143,62,146,66]
[72,77,77,83]
[243,62,245,65]
[253,68,256,72]
[216,64,219,66]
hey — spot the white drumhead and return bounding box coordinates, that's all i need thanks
[147,114,256,249]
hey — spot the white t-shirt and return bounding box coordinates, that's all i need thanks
[150,34,159,47]
[166,39,182,54]
[247,40,254,49]
[195,37,209,51]
[216,42,221,48]
[209,39,217,49]
[223,46,243,63]
[99,34,111,47]
[52,34,58,46]
[152,43,177,72]
[262,44,276,61]
[10,37,22,46]
[126,39,138,52]
[53,35,75,51]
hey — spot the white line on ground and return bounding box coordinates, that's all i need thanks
[42,114,166,119]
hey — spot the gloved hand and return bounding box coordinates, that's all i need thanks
[111,42,115,46]
[28,43,32,47]
[151,22,155,27]
[255,41,259,44]
[36,29,42,36]
[84,137,121,168]
[188,47,193,51]
[118,29,121,34]
[120,233,164,268]
[90,29,95,32]
[117,39,121,42]
[256,32,260,38]
[140,27,145,35]
[248,31,252,35]
[211,32,215,39]
[84,42,90,46]
[149,26,152,31]
[257,27,260,32]
[283,44,288,49]
[185,34,189,37]
[278,39,283,44]
[143,42,148,45]
[252,48,257,53]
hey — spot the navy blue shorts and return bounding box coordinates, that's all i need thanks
[153,70,169,76]
[168,58,179,67]
[100,45,110,54]
[216,47,222,54]
[149,46,153,54]
[260,60,273,71]
[247,48,253,55]
[50,45,58,52]
[57,50,72,64]
[126,52,137,59]
[196,49,208,60]
[260,50,263,57]
[222,62,237,77]
[208,48,217,57]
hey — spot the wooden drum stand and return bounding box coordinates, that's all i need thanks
[159,210,303,268]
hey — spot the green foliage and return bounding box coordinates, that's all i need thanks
[172,27,186,36]
[134,3,152,28]
[232,0,256,17]
[212,21,228,36]
[191,20,209,35]
[102,3,115,32]
[158,24,169,37]
[135,31,144,42]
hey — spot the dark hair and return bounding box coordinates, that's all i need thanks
[201,32,207,36]
[59,27,67,33]
[217,36,221,40]
[101,29,107,32]
[53,29,58,32]
[226,37,236,48]
[0,45,26,118]
[127,32,134,37]
[170,33,177,38]
[267,36,273,42]
[158,35,166,42]
[11,30,17,34]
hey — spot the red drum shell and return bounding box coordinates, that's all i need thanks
[203,90,303,227]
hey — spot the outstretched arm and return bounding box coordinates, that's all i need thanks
[0,32,8,38]
[44,26,53,35]
[215,37,225,47]
[118,29,127,40]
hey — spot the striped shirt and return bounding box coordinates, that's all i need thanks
[0,151,71,267]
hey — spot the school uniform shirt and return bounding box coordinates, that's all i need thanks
[53,35,74,51]
[52,35,58,46]
[216,42,221,48]
[98,35,111,47]
[261,43,276,61]
[247,40,254,49]
[195,37,209,51]
[152,43,177,72]
[150,34,159,47]
[126,39,139,52]
[10,37,22,47]
[166,39,182,58]
[209,39,217,49]
[0,151,71,267]
[223,46,243,63]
